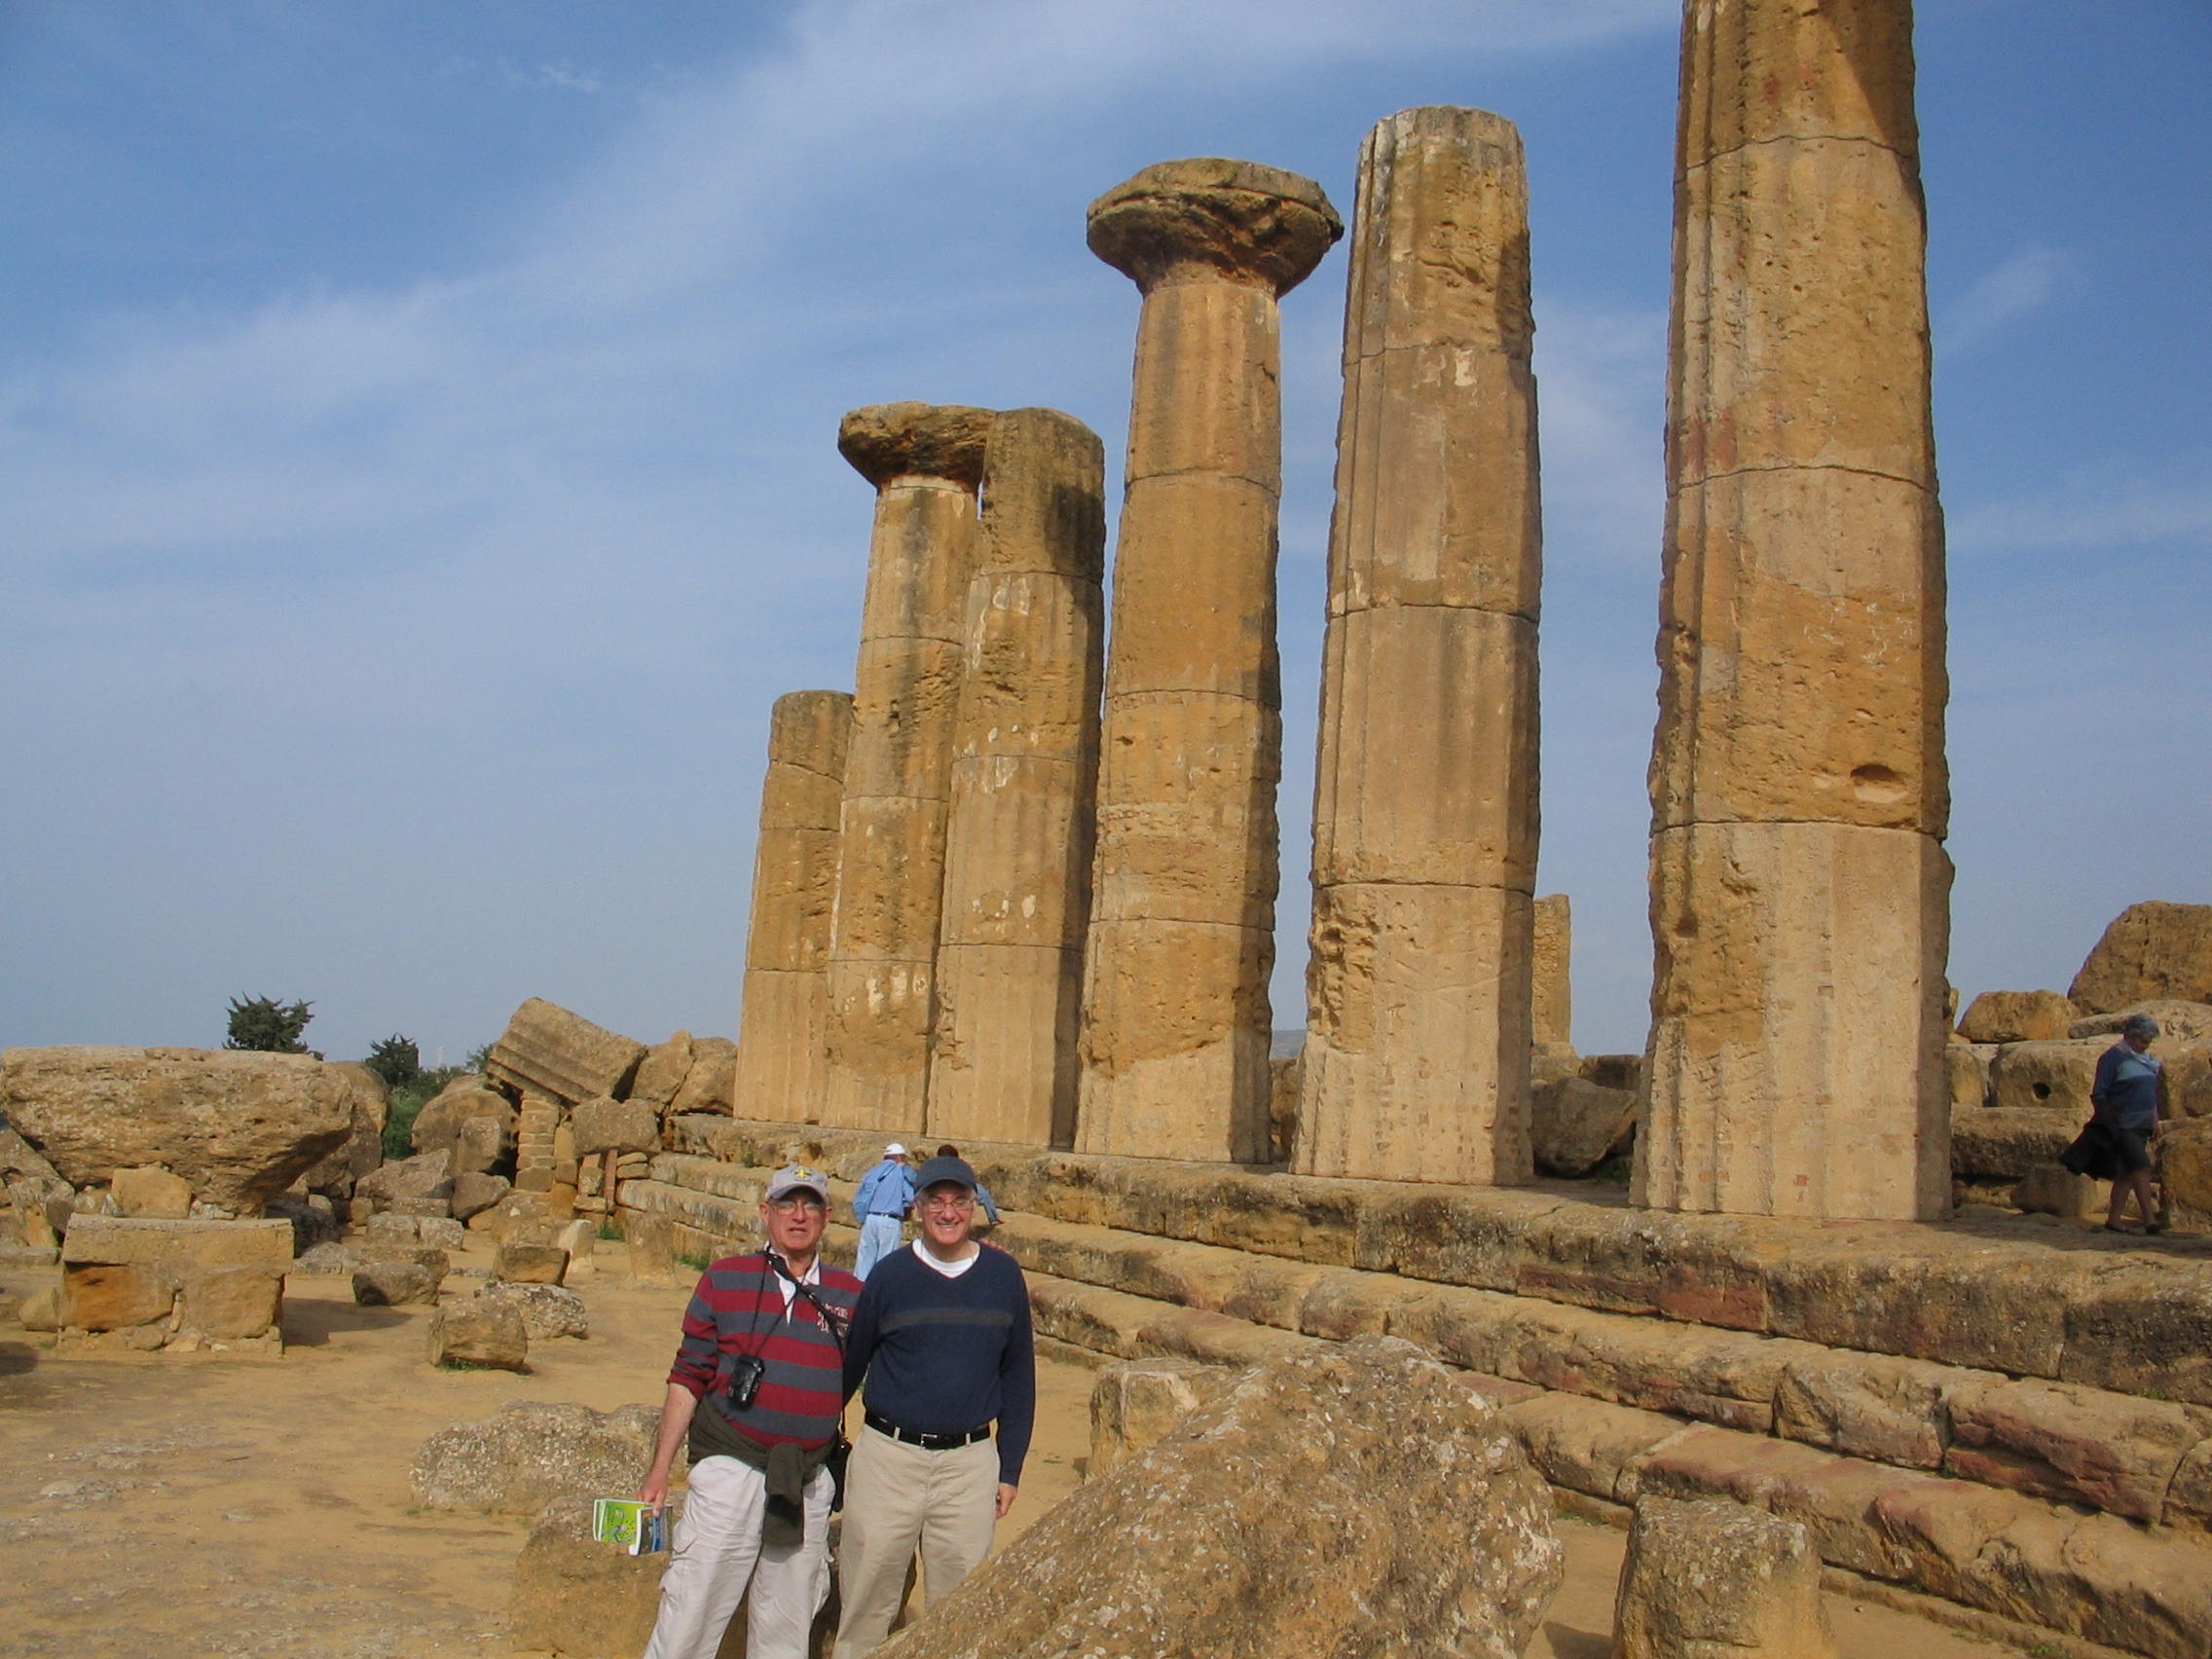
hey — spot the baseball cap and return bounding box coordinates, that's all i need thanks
[912,1154,977,1196]
[884,1142,909,1157]
[763,1163,830,1202]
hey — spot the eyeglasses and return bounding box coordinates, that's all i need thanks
[766,1196,827,1215]
[921,1196,976,1214]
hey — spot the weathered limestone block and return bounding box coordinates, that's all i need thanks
[427,1296,528,1371]
[880,1336,1560,1659]
[413,1400,671,1513]
[450,1170,510,1222]
[2071,901,2212,1014]
[1086,1357,1233,1480]
[1948,1107,2077,1181]
[1638,823,1952,1218]
[2072,999,2212,1046]
[1267,1047,1302,1164]
[2013,1161,2109,1220]
[1640,0,1948,1222]
[1531,1077,1639,1178]
[58,1215,291,1343]
[1942,1375,2212,1523]
[932,408,1107,1149]
[1298,110,1537,1187]
[1498,1391,1693,1506]
[484,999,645,1107]
[111,1165,193,1220]
[2161,1121,2212,1217]
[2,1047,356,1212]
[819,405,993,1133]
[1944,1042,1991,1109]
[1986,1039,2105,1114]
[356,1149,454,1211]
[1770,1348,1966,1470]
[478,1280,588,1340]
[1958,990,2078,1044]
[1532,893,1572,1051]
[300,1062,389,1197]
[352,1261,442,1306]
[571,1096,657,1158]
[409,1079,515,1161]
[1614,1496,1835,1659]
[1077,158,1340,1167]
[629,1030,694,1107]
[735,689,852,1127]
[669,1038,736,1117]
[495,1239,570,1285]
[451,1112,510,1177]
[508,1495,671,1658]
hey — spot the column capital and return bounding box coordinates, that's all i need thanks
[1088,158,1342,297]
[837,402,996,490]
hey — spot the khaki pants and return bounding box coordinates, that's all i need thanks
[830,1424,997,1659]
[644,1455,831,1659]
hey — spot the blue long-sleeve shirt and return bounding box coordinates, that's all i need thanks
[852,1158,914,1223]
[2093,1042,2162,1130]
[841,1243,1035,1486]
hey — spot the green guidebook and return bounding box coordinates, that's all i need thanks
[591,1497,669,1556]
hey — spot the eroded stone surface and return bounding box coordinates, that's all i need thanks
[413,1400,670,1512]
[1959,990,2078,1045]
[2070,902,2212,1014]
[484,999,645,1107]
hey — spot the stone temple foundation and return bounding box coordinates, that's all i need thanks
[1074,158,1342,1165]
[1297,107,1543,1188]
[1637,0,1951,1220]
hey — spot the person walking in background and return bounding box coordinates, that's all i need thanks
[831,1154,1034,1659]
[932,1144,998,1225]
[637,1164,860,1659]
[2095,1012,2166,1235]
[851,1143,914,1280]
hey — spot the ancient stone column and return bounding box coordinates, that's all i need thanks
[820,403,995,1132]
[733,690,852,1124]
[1637,0,1950,1220]
[931,410,1107,1148]
[1077,159,1342,1163]
[1532,894,1573,1054]
[1296,108,1542,1186]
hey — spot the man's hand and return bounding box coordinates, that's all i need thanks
[995,1482,1017,1520]
[639,1466,671,1514]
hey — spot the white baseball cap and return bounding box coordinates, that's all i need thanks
[885,1142,908,1157]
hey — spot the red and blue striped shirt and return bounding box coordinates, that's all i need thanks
[668,1250,862,1451]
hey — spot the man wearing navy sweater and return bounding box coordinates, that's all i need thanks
[831,1154,1034,1659]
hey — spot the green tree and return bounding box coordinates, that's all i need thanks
[365,1034,422,1091]
[225,995,315,1054]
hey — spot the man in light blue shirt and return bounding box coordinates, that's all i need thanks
[851,1143,914,1280]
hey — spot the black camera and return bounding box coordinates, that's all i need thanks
[725,1352,765,1411]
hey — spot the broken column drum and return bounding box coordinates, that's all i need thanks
[931,409,1107,1148]
[820,403,996,1133]
[733,690,852,1124]
[1076,159,1342,1163]
[1638,0,1950,1219]
[1297,107,1543,1187]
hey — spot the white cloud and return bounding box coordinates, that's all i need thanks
[1936,245,2082,354]
[1949,465,2212,556]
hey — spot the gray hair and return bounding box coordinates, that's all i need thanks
[2121,1013,2161,1040]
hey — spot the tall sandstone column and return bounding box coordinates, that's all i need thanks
[1297,108,1542,1186]
[821,403,996,1133]
[1638,0,1950,1220]
[931,410,1108,1147]
[733,690,851,1124]
[1077,159,1342,1163]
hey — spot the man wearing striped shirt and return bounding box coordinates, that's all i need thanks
[638,1163,862,1659]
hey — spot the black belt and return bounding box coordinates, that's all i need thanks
[865,1410,990,1451]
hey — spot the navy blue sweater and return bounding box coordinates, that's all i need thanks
[841,1242,1035,1486]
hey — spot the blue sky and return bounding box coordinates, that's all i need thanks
[2,0,2205,1067]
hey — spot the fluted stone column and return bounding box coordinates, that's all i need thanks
[1296,108,1542,1186]
[1076,159,1342,1163]
[1636,0,1950,1220]
[821,403,995,1133]
[931,410,1107,1147]
[1532,893,1573,1054]
[733,690,852,1123]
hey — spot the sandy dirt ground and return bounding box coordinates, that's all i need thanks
[0,1237,2019,1659]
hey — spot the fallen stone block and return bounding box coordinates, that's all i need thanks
[571,1096,659,1158]
[427,1296,528,1371]
[110,1165,193,1219]
[355,1149,453,1212]
[1530,1077,1638,1177]
[628,1031,694,1107]
[352,1262,442,1307]
[298,1062,387,1197]
[508,1494,673,1658]
[412,1399,670,1513]
[1087,1357,1232,1479]
[2070,902,2212,1014]
[1986,1040,2106,1115]
[876,1335,1562,1659]
[1,1047,356,1212]
[450,1170,511,1222]
[484,998,645,1107]
[495,1240,570,1285]
[1615,1496,1834,1659]
[669,1037,737,1117]
[409,1078,516,1161]
[478,1280,588,1340]
[1958,990,2078,1045]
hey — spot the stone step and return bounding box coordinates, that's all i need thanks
[663,1116,2212,1408]
[987,1209,2212,1535]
